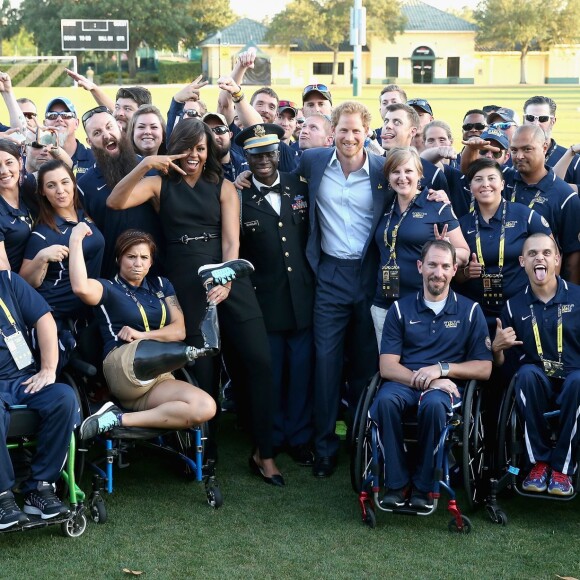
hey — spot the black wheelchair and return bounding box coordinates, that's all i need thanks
[4,404,87,537]
[351,373,488,533]
[64,325,223,526]
[485,378,579,525]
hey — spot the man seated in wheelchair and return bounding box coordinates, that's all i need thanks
[0,270,80,529]
[370,240,492,509]
[67,225,217,438]
[492,233,580,497]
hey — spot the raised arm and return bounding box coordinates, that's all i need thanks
[0,71,26,131]
[68,222,104,306]
[65,68,115,111]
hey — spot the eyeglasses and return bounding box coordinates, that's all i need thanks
[524,114,553,124]
[278,100,298,110]
[183,110,201,118]
[82,105,113,126]
[23,112,37,120]
[463,123,487,132]
[46,111,76,121]
[303,84,329,94]
[479,149,504,159]
[490,122,516,131]
[211,125,229,135]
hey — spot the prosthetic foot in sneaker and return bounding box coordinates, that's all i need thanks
[79,401,123,440]
[23,482,69,520]
[198,259,254,287]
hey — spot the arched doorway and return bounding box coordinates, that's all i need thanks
[411,46,435,84]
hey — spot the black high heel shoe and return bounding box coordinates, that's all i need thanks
[248,456,285,487]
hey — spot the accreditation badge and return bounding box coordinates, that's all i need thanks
[382,265,400,299]
[481,273,504,310]
[543,360,566,380]
[3,330,34,370]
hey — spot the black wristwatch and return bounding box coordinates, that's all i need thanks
[438,362,450,377]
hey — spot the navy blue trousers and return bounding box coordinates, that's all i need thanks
[313,255,378,457]
[370,382,456,493]
[514,364,580,475]
[268,328,314,448]
[0,377,80,494]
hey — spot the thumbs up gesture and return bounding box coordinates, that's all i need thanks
[463,252,482,280]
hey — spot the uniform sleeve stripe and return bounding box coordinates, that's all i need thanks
[527,211,533,224]
[561,192,577,210]
[468,302,477,322]
[99,305,118,343]
[507,299,513,318]
[32,231,46,240]
[394,301,401,319]
[437,205,446,216]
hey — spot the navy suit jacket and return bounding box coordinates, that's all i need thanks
[295,148,393,298]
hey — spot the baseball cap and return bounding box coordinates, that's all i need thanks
[202,112,229,126]
[480,128,509,150]
[302,84,332,105]
[278,100,298,117]
[45,97,77,116]
[487,107,518,125]
[407,98,433,116]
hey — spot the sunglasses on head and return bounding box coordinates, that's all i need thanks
[490,122,515,131]
[82,105,113,126]
[46,111,76,121]
[479,149,504,159]
[278,100,298,110]
[407,98,429,107]
[210,125,229,135]
[303,84,328,94]
[524,114,553,124]
[462,122,487,132]
[183,110,201,118]
[23,112,37,120]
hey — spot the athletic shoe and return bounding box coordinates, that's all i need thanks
[380,486,409,508]
[79,401,123,440]
[23,482,69,520]
[522,461,549,493]
[548,470,574,496]
[0,490,29,529]
[409,488,433,510]
[198,259,254,286]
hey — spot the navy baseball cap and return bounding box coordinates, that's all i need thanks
[480,128,509,150]
[487,107,517,124]
[407,98,433,116]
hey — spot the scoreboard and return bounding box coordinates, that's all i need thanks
[61,20,129,51]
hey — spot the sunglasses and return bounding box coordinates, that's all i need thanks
[210,125,229,135]
[23,112,37,120]
[479,149,504,159]
[524,114,553,124]
[462,123,487,132]
[29,142,45,149]
[82,105,113,126]
[278,100,298,110]
[183,110,201,118]
[303,84,329,94]
[46,111,76,121]
[490,122,515,131]
[407,98,430,107]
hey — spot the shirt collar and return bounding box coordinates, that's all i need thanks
[513,166,555,192]
[328,148,370,176]
[253,172,281,191]
[55,209,83,227]
[525,276,568,306]
[416,288,458,314]
[116,274,150,293]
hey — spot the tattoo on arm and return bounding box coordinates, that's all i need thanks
[166,295,183,313]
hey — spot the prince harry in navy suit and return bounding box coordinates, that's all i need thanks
[295,101,393,477]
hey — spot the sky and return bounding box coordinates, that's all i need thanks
[229,0,480,19]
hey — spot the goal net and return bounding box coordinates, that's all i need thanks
[0,56,77,88]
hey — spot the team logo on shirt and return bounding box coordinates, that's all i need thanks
[412,212,426,218]
[505,221,517,228]
[541,216,550,228]
[485,336,492,350]
[444,320,460,328]
[531,196,547,205]
[561,304,574,314]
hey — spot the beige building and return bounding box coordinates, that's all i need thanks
[199,0,580,86]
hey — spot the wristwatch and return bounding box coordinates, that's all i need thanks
[438,362,450,377]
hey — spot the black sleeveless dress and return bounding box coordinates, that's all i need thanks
[159,175,262,342]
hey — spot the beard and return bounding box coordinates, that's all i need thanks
[92,136,139,190]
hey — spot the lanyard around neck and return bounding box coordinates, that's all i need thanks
[530,303,562,363]
[383,193,419,264]
[474,199,507,273]
[115,275,166,332]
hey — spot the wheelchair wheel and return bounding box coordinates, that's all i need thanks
[350,373,381,493]
[461,381,488,509]
[448,515,472,534]
[61,511,87,538]
[206,484,223,509]
[363,506,377,529]
[497,379,522,490]
[89,493,107,524]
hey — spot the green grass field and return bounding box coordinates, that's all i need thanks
[10,83,580,148]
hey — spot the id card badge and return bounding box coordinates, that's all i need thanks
[382,265,400,299]
[3,330,34,370]
[543,360,566,380]
[482,274,504,309]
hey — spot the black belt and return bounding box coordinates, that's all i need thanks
[170,233,220,244]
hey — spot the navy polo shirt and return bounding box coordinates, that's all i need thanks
[223,149,249,183]
[77,163,164,278]
[71,140,95,178]
[0,270,51,379]
[503,167,580,255]
[421,159,449,194]
[373,187,459,309]
[381,289,492,368]
[458,201,552,317]
[95,275,176,358]
[23,210,104,319]
[0,194,34,271]
[546,140,580,185]
[501,278,580,374]
[443,164,471,218]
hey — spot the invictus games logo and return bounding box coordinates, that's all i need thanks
[444,320,460,328]
[412,212,426,218]
[562,304,574,313]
